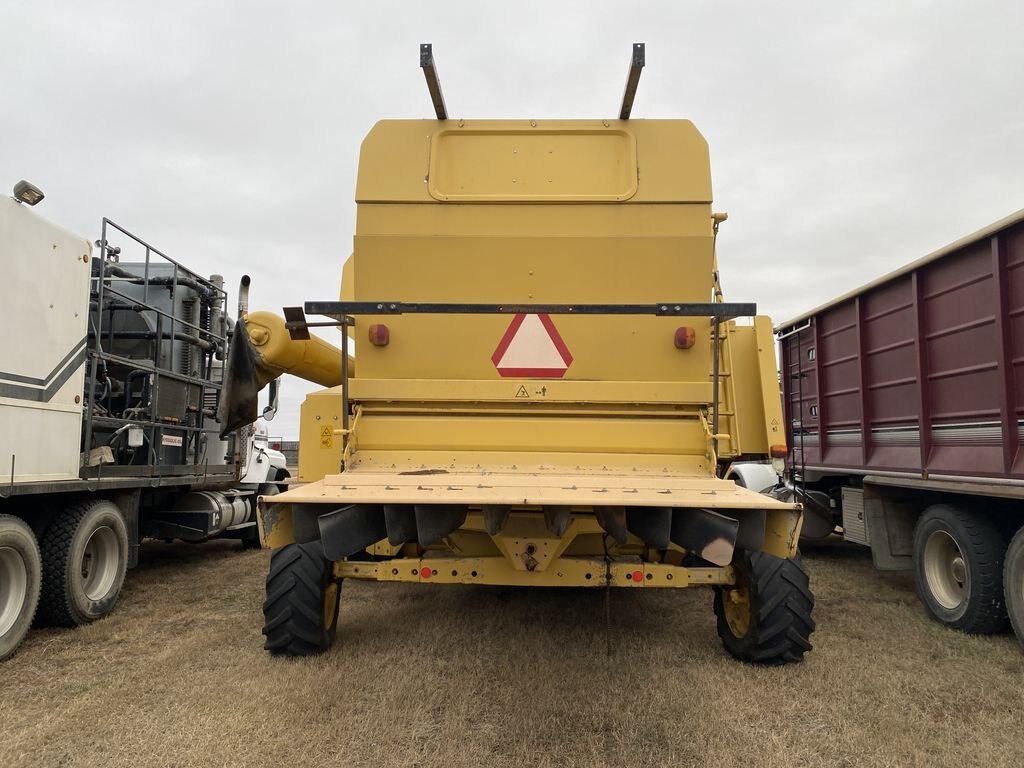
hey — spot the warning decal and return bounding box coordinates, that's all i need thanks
[491,313,573,378]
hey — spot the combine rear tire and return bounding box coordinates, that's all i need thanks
[262,542,340,656]
[714,550,815,665]
[39,500,129,627]
[913,504,1007,634]
[1004,527,1024,650]
[0,515,42,661]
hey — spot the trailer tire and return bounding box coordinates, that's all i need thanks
[913,504,1007,634]
[0,515,42,661]
[713,551,815,665]
[39,500,129,627]
[1004,527,1024,650]
[262,542,340,656]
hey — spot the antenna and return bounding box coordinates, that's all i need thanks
[420,43,448,120]
[618,43,645,120]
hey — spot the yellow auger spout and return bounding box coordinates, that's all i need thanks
[218,310,349,437]
[246,311,350,386]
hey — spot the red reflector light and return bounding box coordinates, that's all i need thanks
[368,323,389,346]
[421,566,432,579]
[674,326,696,349]
[632,570,644,582]
[770,444,788,458]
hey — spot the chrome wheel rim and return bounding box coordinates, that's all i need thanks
[923,530,968,610]
[81,526,120,601]
[0,546,28,636]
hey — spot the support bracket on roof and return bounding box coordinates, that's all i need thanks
[420,43,448,120]
[619,43,645,120]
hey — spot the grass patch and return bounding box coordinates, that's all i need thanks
[2,539,1022,767]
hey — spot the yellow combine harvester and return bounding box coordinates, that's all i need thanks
[221,44,814,664]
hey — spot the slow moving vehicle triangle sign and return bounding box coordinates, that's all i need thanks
[491,313,573,377]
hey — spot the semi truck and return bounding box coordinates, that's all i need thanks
[220,44,816,664]
[0,183,288,660]
[776,208,1024,648]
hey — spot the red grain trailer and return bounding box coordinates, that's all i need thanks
[776,208,1024,647]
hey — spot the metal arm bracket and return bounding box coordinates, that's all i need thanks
[619,43,645,120]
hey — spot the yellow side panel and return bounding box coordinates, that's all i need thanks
[720,316,785,458]
[297,387,344,483]
[755,315,786,451]
[726,324,766,456]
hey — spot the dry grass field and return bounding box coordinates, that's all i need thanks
[2,539,1022,768]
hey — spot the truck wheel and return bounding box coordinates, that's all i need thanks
[262,542,340,656]
[39,500,129,627]
[713,550,815,664]
[1004,527,1024,650]
[913,504,1007,634]
[0,515,42,661]
[242,483,278,550]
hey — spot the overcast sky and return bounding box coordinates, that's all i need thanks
[3,1,1023,438]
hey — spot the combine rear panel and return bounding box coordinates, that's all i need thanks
[248,48,813,663]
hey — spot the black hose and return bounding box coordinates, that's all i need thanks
[87,330,214,351]
[93,260,216,304]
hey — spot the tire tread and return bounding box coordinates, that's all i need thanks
[714,551,815,665]
[0,515,42,661]
[914,504,1007,634]
[39,502,92,627]
[261,542,338,656]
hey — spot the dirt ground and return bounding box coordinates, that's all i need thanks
[2,539,1022,768]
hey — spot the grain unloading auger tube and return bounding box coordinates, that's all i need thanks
[240,43,814,664]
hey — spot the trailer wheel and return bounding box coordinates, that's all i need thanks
[0,515,42,661]
[1004,527,1024,650]
[39,500,129,627]
[262,542,340,656]
[913,504,1007,634]
[713,550,815,664]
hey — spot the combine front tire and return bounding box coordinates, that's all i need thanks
[39,500,129,627]
[1003,527,1024,650]
[714,551,815,665]
[262,542,341,656]
[0,515,42,661]
[913,504,1007,634]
